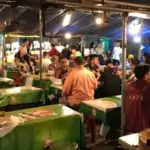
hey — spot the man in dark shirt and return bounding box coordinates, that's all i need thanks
[125,64,150,133]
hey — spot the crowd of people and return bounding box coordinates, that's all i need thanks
[11,38,150,134]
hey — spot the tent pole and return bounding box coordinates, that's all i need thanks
[121,12,128,136]
[39,9,43,88]
[138,19,143,61]
[2,35,5,67]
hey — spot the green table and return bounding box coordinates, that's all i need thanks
[33,79,52,94]
[7,71,19,80]
[0,105,84,150]
[0,77,14,88]
[0,86,45,108]
[79,96,121,129]
[49,84,62,99]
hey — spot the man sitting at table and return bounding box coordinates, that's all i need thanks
[61,56,97,110]
[55,57,71,80]
[85,54,101,80]
[125,64,150,133]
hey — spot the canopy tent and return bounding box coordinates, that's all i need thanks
[0,0,149,37]
[0,0,150,137]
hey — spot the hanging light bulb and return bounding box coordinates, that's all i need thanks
[95,17,102,25]
[62,12,72,27]
[65,33,72,39]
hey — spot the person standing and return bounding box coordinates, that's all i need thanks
[49,43,60,57]
[112,41,122,66]
[125,64,150,133]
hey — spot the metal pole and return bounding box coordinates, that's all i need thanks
[121,12,128,136]
[39,9,43,88]
[2,34,5,67]
[138,19,143,61]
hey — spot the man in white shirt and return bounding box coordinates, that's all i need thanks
[112,41,122,65]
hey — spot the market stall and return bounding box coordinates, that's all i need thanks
[0,105,84,150]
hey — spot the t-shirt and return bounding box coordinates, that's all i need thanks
[49,48,59,56]
[63,68,97,106]
[112,47,122,61]
[42,58,51,67]
[125,80,150,133]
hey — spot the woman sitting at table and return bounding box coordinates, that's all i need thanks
[49,55,59,71]
[42,51,51,72]
[55,57,71,80]
[125,64,150,133]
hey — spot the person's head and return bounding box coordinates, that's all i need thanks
[89,54,99,66]
[60,58,68,68]
[89,42,95,49]
[130,58,140,70]
[128,54,134,63]
[29,58,36,67]
[22,39,29,47]
[51,55,59,64]
[114,40,120,47]
[74,56,85,67]
[70,45,77,54]
[43,51,49,58]
[134,64,150,80]
[105,60,113,68]
[51,43,56,48]
[97,42,102,48]
[144,53,150,64]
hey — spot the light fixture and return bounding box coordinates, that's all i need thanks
[95,17,102,25]
[62,12,72,27]
[128,19,141,35]
[65,33,72,39]
[133,36,141,43]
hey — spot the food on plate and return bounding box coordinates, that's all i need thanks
[31,110,54,117]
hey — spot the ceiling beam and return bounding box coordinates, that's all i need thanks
[45,0,150,14]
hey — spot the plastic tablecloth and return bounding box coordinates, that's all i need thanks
[0,105,84,150]
[79,96,121,129]
[0,86,45,108]
[0,77,14,88]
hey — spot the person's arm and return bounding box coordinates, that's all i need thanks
[62,72,73,97]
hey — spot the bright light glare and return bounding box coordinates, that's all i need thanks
[133,36,141,43]
[129,24,141,35]
[128,19,141,35]
[95,17,102,25]
[62,13,72,27]
[65,33,72,39]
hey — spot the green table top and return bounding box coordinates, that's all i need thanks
[79,96,121,128]
[0,86,45,108]
[0,105,84,150]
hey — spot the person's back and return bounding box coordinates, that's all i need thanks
[101,67,121,97]
[63,57,97,106]
[125,65,150,133]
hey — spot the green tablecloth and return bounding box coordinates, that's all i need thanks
[33,79,52,94]
[0,105,84,150]
[0,78,14,88]
[7,71,19,80]
[79,96,121,129]
[49,84,62,99]
[0,86,45,108]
